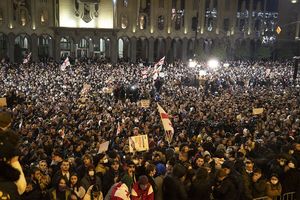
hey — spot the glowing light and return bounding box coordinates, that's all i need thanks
[199,70,207,76]
[9,23,13,29]
[150,27,153,33]
[168,27,171,34]
[291,0,297,3]
[184,28,187,34]
[207,59,219,69]
[223,63,230,67]
[132,27,136,33]
[188,60,197,68]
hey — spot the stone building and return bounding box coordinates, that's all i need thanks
[0,0,291,64]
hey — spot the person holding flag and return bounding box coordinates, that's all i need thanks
[152,56,165,80]
[60,57,70,71]
[157,103,174,145]
[23,52,31,64]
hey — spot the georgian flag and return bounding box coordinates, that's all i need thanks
[60,57,70,71]
[157,103,174,144]
[152,56,165,80]
[23,52,31,64]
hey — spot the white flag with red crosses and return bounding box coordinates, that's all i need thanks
[157,103,174,143]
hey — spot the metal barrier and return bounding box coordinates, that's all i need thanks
[253,192,296,200]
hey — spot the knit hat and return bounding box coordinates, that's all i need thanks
[156,163,166,176]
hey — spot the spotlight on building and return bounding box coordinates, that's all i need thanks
[188,59,197,68]
[207,59,219,69]
[291,0,298,3]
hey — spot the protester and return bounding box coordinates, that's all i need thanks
[0,59,300,200]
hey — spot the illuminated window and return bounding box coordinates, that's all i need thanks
[121,15,128,29]
[20,9,27,26]
[79,38,89,48]
[157,15,164,30]
[40,10,48,25]
[15,34,29,49]
[123,0,128,7]
[139,15,147,30]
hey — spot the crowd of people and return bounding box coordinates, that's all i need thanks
[0,59,300,200]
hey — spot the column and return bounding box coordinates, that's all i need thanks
[130,37,137,63]
[110,33,118,64]
[8,33,15,63]
[31,34,38,62]
[54,36,60,62]
[182,38,188,62]
[148,37,154,63]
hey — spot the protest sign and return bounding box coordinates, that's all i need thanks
[0,98,7,107]
[98,141,110,153]
[253,108,264,115]
[129,135,149,152]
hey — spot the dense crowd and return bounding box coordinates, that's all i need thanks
[0,59,300,200]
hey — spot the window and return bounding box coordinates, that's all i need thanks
[121,15,128,29]
[175,15,181,30]
[60,37,71,50]
[40,10,48,25]
[157,15,164,30]
[15,35,29,49]
[123,0,128,7]
[79,38,89,48]
[139,15,147,30]
[207,17,213,31]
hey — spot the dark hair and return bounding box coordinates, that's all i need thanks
[146,163,156,175]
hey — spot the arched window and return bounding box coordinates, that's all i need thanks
[121,15,128,29]
[157,15,164,30]
[79,38,89,48]
[118,38,124,58]
[60,37,71,50]
[15,34,29,49]
[139,15,147,30]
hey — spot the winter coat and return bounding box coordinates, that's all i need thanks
[265,182,282,200]
[154,175,164,200]
[281,168,300,200]
[251,178,267,198]
[162,175,188,200]
[212,177,238,200]
[189,178,211,200]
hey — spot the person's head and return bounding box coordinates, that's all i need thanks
[222,160,234,175]
[110,160,120,171]
[217,168,227,181]
[138,175,149,190]
[146,163,156,177]
[156,163,166,176]
[195,167,208,181]
[57,177,68,191]
[126,160,136,174]
[253,168,262,180]
[87,165,96,177]
[38,160,48,173]
[31,167,41,182]
[244,159,254,172]
[61,160,70,172]
[270,174,279,185]
[172,164,186,182]
[70,174,79,186]
[195,156,205,168]
[83,154,93,166]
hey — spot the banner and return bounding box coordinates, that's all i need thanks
[253,108,264,115]
[0,97,7,107]
[129,135,149,152]
[139,99,150,108]
[98,141,110,153]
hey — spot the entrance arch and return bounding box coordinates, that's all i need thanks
[38,34,52,60]
[15,34,30,63]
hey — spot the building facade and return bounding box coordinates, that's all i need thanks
[1,0,294,64]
